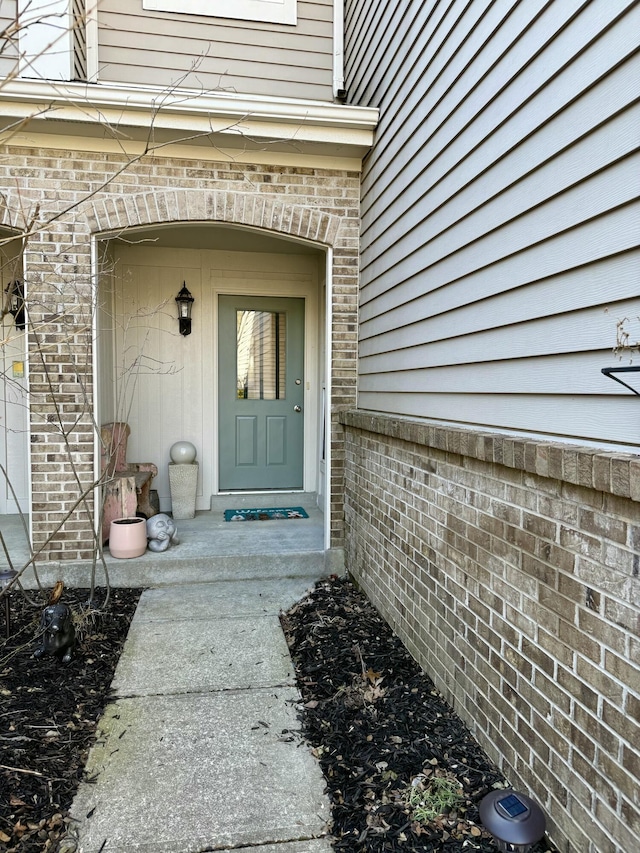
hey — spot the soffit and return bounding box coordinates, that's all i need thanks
[0,79,378,162]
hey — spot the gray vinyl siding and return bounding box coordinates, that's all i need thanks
[97,0,334,101]
[0,2,18,78]
[345,0,640,450]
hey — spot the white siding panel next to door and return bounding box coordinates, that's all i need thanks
[112,261,204,511]
[345,0,640,449]
[97,0,334,101]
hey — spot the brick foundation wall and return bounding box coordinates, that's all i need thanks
[0,144,360,559]
[340,410,640,853]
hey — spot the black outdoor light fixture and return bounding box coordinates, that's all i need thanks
[4,280,26,331]
[479,790,546,853]
[175,282,194,336]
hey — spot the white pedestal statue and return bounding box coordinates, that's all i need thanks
[168,441,198,520]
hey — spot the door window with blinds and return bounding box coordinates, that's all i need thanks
[236,309,286,400]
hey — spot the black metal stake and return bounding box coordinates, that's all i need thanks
[0,554,18,640]
[4,593,10,639]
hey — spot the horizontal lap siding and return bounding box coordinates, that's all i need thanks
[97,0,333,100]
[345,0,640,449]
[0,2,18,77]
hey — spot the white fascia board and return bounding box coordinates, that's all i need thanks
[0,79,378,135]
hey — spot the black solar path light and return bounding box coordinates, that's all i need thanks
[479,789,546,853]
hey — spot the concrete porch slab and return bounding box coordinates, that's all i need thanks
[70,688,330,853]
[4,493,340,589]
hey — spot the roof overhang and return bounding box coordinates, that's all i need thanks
[0,79,378,167]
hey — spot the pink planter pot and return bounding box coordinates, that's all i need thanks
[108,517,147,559]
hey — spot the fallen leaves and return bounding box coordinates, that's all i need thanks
[281,576,555,853]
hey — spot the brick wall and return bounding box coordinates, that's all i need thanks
[340,410,640,853]
[0,144,360,559]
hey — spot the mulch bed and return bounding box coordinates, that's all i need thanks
[281,576,556,853]
[0,576,556,853]
[0,587,140,852]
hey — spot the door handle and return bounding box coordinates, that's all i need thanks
[294,405,302,413]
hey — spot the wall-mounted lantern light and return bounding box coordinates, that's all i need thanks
[175,283,194,337]
[479,790,546,853]
[4,280,25,331]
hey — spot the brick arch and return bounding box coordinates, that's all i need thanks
[82,189,342,246]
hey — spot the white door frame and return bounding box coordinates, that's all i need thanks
[323,247,333,551]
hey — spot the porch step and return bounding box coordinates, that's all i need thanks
[19,550,327,589]
[3,494,337,591]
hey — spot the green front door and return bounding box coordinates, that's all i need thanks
[218,295,305,491]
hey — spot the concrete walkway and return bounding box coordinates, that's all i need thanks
[69,578,333,853]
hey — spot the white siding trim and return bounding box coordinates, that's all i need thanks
[142,0,297,26]
[91,232,102,541]
[333,0,345,96]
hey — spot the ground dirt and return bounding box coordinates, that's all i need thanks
[1,577,555,853]
[281,575,556,853]
[0,587,140,852]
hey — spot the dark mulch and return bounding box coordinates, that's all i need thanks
[1,576,556,853]
[0,587,140,852]
[281,575,555,853]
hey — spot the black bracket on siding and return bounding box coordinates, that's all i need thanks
[601,366,640,396]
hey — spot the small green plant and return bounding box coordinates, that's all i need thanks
[407,774,464,824]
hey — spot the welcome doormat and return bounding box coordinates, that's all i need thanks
[224,506,309,522]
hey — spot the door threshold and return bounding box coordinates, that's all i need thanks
[210,492,317,512]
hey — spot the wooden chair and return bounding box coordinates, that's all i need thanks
[100,422,158,543]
